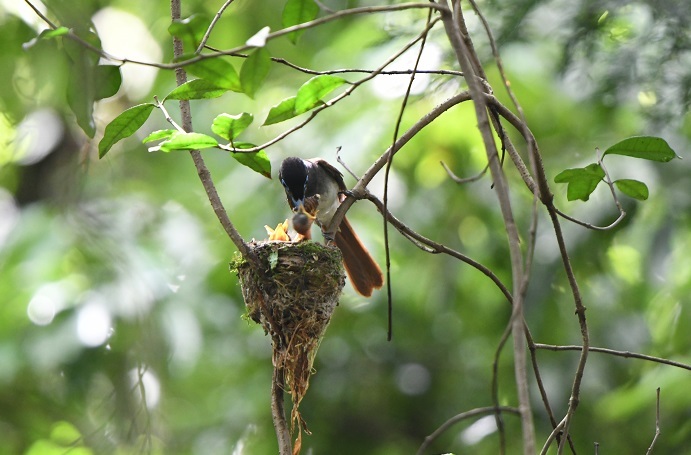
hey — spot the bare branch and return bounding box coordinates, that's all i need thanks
[440,2,535,452]
[225,17,443,154]
[534,344,691,371]
[30,2,448,72]
[440,160,489,184]
[382,8,434,340]
[153,96,184,132]
[646,388,661,454]
[195,0,236,55]
[169,0,254,263]
[363,193,513,304]
[24,0,57,29]
[214,51,466,78]
[417,406,520,455]
[327,91,472,236]
[272,366,292,455]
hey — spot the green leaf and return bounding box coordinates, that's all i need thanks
[603,136,679,162]
[614,179,649,200]
[40,27,70,39]
[158,132,219,152]
[229,144,272,178]
[263,96,297,125]
[188,58,241,92]
[212,113,253,140]
[554,163,605,201]
[168,15,209,49]
[22,26,70,50]
[165,79,230,100]
[99,103,155,158]
[240,48,271,99]
[50,421,82,446]
[142,129,178,143]
[295,75,346,113]
[94,65,122,100]
[64,30,101,66]
[282,0,319,44]
[66,66,95,137]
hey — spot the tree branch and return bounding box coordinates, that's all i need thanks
[195,0,236,55]
[170,0,254,263]
[439,2,535,453]
[646,388,661,455]
[271,366,292,455]
[417,406,520,455]
[326,91,472,236]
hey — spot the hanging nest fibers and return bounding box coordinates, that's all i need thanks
[231,238,345,438]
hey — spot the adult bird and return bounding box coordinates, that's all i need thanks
[278,157,383,297]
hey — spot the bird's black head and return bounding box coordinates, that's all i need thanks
[279,157,309,206]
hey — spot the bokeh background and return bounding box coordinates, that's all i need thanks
[0,0,689,453]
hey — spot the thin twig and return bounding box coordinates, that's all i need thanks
[336,147,360,181]
[382,8,433,341]
[468,0,528,135]
[491,321,513,455]
[554,208,627,231]
[646,387,661,454]
[212,51,466,78]
[30,2,448,71]
[153,96,184,132]
[540,417,567,455]
[24,0,57,28]
[545,206,589,455]
[224,17,443,154]
[417,406,520,455]
[535,344,691,371]
[326,90,472,235]
[485,94,626,231]
[440,160,489,184]
[526,333,578,453]
[195,0,236,55]
[363,194,513,303]
[169,0,254,262]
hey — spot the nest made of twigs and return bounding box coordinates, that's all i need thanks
[231,240,345,434]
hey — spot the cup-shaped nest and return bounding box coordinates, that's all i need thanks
[232,240,345,431]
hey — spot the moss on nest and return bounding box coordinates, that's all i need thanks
[232,240,345,432]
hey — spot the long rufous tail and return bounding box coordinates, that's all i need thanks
[334,217,383,297]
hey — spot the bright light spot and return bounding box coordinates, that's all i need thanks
[27,294,57,326]
[637,90,657,107]
[395,363,431,395]
[370,43,442,99]
[0,0,48,30]
[0,189,19,247]
[92,8,162,99]
[607,244,641,284]
[129,367,161,409]
[76,301,112,347]
[15,109,64,165]
[27,283,70,326]
[460,415,497,445]
[458,216,488,249]
[165,307,202,370]
[246,26,271,47]
[414,152,449,189]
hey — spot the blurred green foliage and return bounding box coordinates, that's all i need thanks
[0,1,690,454]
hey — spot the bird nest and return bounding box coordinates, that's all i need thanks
[231,240,345,435]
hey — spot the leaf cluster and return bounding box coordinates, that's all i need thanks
[554,136,679,201]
